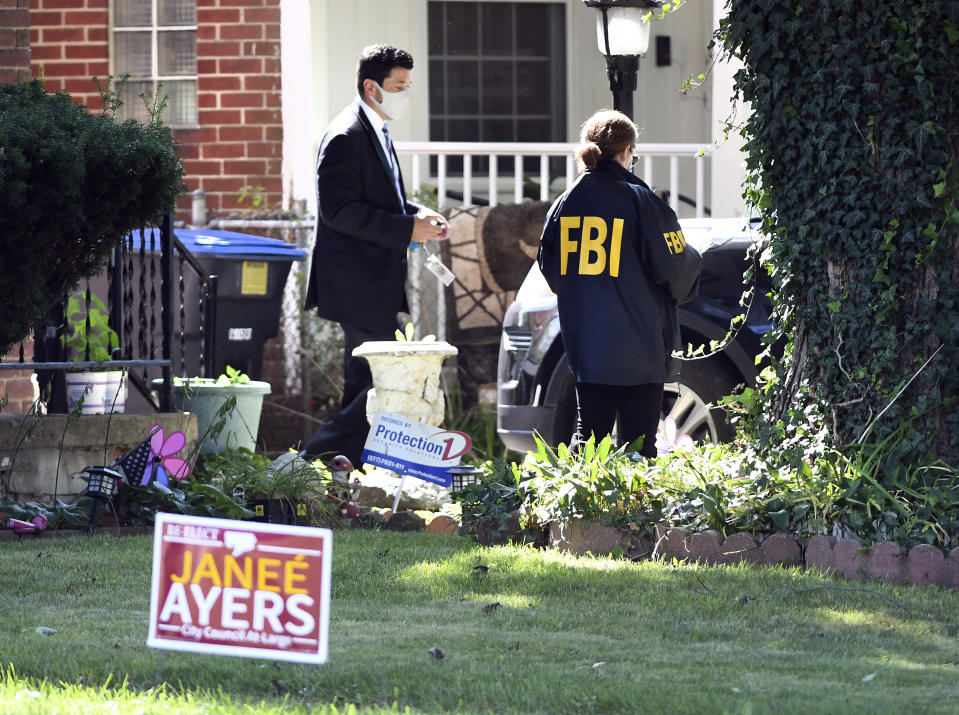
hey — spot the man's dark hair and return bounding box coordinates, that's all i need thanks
[356,44,414,96]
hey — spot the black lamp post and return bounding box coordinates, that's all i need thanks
[583,0,662,121]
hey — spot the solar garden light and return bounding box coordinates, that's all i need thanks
[583,0,662,120]
[83,465,120,535]
[446,464,485,492]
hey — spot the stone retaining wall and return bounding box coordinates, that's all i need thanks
[0,413,198,502]
[549,519,959,590]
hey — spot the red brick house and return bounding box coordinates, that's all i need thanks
[22,0,284,220]
[0,0,30,84]
[0,0,289,413]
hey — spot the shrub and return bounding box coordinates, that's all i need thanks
[0,79,185,354]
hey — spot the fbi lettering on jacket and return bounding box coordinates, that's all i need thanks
[560,216,686,276]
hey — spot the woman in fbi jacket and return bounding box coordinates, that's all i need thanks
[538,109,702,458]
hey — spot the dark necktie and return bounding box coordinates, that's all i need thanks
[381,123,405,206]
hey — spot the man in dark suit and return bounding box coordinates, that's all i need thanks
[302,44,449,465]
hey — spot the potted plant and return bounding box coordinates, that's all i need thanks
[160,366,271,454]
[60,289,127,414]
[517,434,646,555]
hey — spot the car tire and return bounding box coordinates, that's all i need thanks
[548,357,740,447]
[666,357,740,444]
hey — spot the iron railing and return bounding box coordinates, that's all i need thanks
[0,215,219,413]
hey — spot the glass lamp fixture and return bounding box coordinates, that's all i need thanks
[83,465,121,535]
[84,466,120,499]
[584,0,662,57]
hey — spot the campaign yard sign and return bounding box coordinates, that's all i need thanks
[148,513,332,664]
[361,411,472,487]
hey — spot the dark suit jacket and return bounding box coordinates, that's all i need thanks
[304,101,418,332]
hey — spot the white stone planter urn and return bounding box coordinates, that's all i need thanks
[353,341,458,424]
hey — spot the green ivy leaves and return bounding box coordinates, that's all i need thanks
[718,0,959,468]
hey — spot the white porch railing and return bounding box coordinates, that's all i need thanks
[198,140,711,368]
[395,140,710,217]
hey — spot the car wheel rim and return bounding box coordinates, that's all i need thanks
[662,381,718,443]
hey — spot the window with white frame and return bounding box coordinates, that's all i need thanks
[111,0,197,125]
[428,1,567,174]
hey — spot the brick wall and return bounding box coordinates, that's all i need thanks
[27,0,284,222]
[0,0,32,84]
[177,0,283,220]
[0,341,39,414]
[28,0,106,109]
[6,0,287,414]
[1,1,34,414]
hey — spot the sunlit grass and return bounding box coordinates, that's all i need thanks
[0,667,405,714]
[1,531,958,713]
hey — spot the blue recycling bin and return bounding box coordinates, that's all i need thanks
[127,228,307,381]
[177,230,307,380]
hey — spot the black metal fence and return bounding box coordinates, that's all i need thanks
[0,215,218,413]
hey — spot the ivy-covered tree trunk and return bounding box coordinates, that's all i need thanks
[721,0,959,464]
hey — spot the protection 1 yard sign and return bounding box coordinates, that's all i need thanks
[147,513,332,663]
[361,411,472,487]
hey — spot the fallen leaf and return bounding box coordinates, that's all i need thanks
[862,673,876,682]
[592,661,606,669]
[35,626,56,636]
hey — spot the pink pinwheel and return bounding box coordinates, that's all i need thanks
[144,424,191,486]
[656,417,694,457]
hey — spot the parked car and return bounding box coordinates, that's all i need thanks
[496,218,773,453]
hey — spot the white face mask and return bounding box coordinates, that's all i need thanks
[371,81,411,121]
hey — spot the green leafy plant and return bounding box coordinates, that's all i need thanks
[512,431,959,550]
[452,458,524,543]
[59,290,120,362]
[111,477,251,526]
[0,497,89,530]
[172,365,252,387]
[411,186,440,213]
[393,321,435,343]
[200,448,340,528]
[217,365,250,385]
[237,185,266,209]
[716,0,959,467]
[517,434,654,532]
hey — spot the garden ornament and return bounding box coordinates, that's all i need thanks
[6,514,48,535]
[323,455,368,525]
[112,424,191,487]
[656,417,694,457]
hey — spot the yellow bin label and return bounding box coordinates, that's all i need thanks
[241,261,269,295]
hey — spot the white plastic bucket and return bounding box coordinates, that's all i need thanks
[65,370,127,414]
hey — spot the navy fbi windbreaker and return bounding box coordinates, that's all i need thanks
[538,159,703,386]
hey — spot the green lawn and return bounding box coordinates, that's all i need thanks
[1,530,957,713]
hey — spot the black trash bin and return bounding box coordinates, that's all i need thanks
[175,229,307,380]
[127,228,307,381]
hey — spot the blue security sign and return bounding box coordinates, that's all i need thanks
[361,412,472,487]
